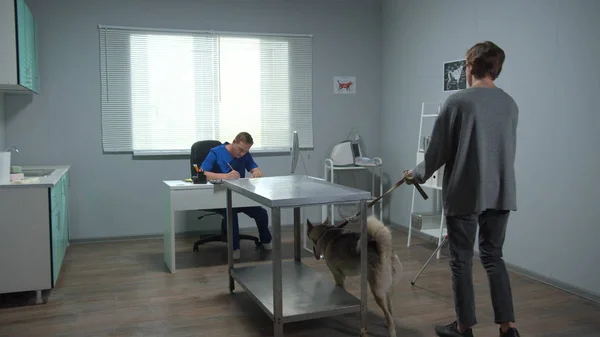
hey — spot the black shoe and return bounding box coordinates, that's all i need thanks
[434,321,474,337]
[500,327,520,337]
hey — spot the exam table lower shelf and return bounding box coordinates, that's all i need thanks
[230,260,362,324]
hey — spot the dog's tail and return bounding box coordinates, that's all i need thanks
[364,215,394,256]
[363,216,404,282]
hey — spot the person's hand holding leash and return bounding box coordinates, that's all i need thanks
[403,169,415,185]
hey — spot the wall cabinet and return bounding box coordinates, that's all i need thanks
[0,0,40,93]
[0,168,70,303]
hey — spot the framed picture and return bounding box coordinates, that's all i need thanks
[443,59,467,92]
[334,76,356,94]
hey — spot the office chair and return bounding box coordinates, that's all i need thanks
[190,140,261,252]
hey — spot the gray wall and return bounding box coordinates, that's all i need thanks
[0,95,5,150]
[5,0,382,239]
[382,0,599,299]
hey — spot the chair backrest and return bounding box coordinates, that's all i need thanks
[190,140,222,177]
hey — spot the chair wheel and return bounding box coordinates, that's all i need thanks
[193,245,199,252]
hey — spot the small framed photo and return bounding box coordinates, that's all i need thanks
[443,59,467,92]
[334,76,356,94]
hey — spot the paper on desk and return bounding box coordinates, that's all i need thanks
[169,180,191,186]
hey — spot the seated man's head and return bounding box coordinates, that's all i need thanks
[465,41,505,87]
[230,132,254,158]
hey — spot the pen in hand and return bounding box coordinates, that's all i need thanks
[227,163,240,179]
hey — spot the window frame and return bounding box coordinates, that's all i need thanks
[98,25,314,156]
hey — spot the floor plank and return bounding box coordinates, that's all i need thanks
[0,225,598,337]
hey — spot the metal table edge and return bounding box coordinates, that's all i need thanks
[281,305,361,324]
[222,179,373,209]
[269,194,372,208]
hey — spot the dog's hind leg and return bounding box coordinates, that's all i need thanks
[386,291,394,316]
[388,253,403,316]
[332,271,346,289]
[369,283,396,337]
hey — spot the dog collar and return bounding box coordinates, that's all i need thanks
[312,227,336,260]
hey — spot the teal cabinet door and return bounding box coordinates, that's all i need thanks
[31,17,39,92]
[14,0,39,92]
[63,173,69,246]
[50,175,68,287]
[60,174,68,261]
[15,0,29,89]
[50,206,61,285]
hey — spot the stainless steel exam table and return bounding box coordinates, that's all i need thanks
[223,175,372,337]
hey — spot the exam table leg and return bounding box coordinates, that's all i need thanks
[293,207,301,262]
[227,189,235,294]
[272,207,283,337]
[360,200,368,336]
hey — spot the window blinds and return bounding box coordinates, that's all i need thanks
[99,26,313,154]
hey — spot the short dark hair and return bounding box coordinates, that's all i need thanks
[466,41,505,80]
[234,132,254,145]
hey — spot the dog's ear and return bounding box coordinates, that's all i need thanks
[306,219,313,230]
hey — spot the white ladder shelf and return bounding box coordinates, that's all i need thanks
[407,102,446,259]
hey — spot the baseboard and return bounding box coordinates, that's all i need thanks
[390,221,600,305]
[70,224,295,244]
[502,261,600,305]
[70,233,164,244]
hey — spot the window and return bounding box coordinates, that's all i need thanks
[99,26,313,154]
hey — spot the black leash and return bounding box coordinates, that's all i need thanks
[336,178,429,229]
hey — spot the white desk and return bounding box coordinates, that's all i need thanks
[163,180,264,274]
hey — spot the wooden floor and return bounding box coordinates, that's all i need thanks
[1,225,599,337]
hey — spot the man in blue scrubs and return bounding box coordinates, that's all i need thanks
[200,132,272,260]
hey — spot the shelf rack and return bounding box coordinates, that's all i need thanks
[407,102,446,259]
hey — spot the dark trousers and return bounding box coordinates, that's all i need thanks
[216,206,272,250]
[446,209,515,327]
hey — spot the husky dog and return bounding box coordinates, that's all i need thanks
[306,215,403,337]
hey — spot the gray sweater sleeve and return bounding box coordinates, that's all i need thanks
[411,100,458,184]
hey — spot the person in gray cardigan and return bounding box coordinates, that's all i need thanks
[404,41,521,337]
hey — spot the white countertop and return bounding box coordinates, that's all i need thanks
[0,165,70,188]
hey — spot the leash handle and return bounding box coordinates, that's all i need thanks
[414,182,429,200]
[367,178,405,208]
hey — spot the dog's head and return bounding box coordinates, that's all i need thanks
[306,217,334,260]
